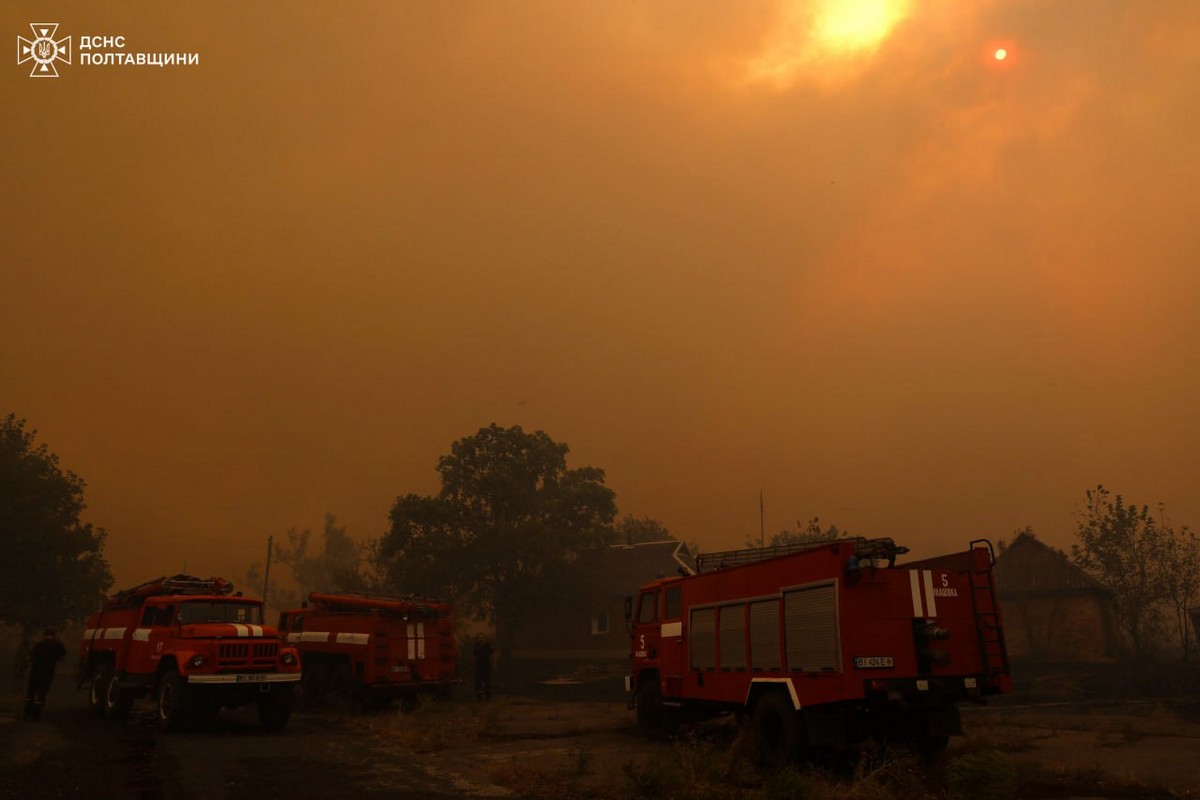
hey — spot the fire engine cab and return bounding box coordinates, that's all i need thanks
[625,537,1010,764]
[278,592,459,709]
[78,575,301,731]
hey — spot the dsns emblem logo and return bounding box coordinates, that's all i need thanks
[17,23,71,77]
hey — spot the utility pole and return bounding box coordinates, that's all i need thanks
[759,490,765,548]
[262,535,273,602]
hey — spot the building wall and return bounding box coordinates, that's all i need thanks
[1000,592,1115,662]
[510,596,629,660]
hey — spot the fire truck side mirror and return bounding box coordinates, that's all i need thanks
[623,596,633,622]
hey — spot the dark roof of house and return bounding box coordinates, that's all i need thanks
[579,540,694,597]
[994,532,1111,594]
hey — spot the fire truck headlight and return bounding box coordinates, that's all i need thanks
[281,652,297,667]
[189,655,206,668]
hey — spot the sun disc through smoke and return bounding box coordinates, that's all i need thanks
[994,48,1007,60]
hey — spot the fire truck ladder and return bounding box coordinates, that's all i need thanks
[967,540,1010,677]
[110,574,234,607]
[695,537,910,573]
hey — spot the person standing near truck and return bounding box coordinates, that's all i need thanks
[24,627,67,720]
[472,634,494,701]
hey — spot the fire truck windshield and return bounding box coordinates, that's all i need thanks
[176,601,264,625]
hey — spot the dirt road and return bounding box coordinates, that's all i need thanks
[962,699,1200,795]
[6,685,1200,798]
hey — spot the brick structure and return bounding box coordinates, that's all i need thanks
[994,532,1119,662]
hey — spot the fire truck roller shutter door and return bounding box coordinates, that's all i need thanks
[689,608,716,670]
[749,600,781,670]
[718,605,747,670]
[783,583,839,672]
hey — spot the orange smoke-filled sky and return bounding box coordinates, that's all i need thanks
[5,1,1199,590]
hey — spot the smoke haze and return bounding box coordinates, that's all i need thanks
[5,1,1199,588]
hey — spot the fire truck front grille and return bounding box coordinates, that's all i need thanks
[217,641,278,668]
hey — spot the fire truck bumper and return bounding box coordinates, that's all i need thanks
[863,675,992,705]
[185,673,302,684]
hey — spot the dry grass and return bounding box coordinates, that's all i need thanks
[489,748,607,800]
[370,694,515,751]
[366,696,1194,800]
[486,731,946,800]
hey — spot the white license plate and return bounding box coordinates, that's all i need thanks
[854,656,894,669]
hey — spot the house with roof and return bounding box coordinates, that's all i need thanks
[510,540,694,660]
[993,531,1119,662]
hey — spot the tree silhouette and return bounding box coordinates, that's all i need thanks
[0,414,112,641]
[373,424,616,662]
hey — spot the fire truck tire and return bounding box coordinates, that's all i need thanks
[919,734,950,758]
[302,662,330,702]
[155,669,190,731]
[634,680,670,736]
[104,672,134,720]
[258,686,293,732]
[332,663,359,701]
[753,692,804,769]
[89,663,113,718]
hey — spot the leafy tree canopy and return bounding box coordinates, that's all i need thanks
[372,424,617,660]
[615,514,674,545]
[0,414,112,635]
[1071,485,1171,658]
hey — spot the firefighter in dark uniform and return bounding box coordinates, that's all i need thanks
[473,633,494,701]
[24,627,67,720]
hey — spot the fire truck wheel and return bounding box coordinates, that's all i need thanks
[915,733,949,760]
[104,672,134,720]
[302,662,330,702]
[89,663,114,718]
[332,663,359,701]
[634,680,667,735]
[258,686,293,732]
[753,692,803,769]
[155,669,189,731]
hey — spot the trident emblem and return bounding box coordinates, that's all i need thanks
[17,23,71,77]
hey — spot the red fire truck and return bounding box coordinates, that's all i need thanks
[78,575,301,731]
[625,537,1009,764]
[278,592,459,709]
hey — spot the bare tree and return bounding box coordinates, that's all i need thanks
[247,513,365,612]
[1158,511,1200,662]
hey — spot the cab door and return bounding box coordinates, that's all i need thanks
[659,584,685,698]
[631,588,660,688]
[128,603,171,674]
